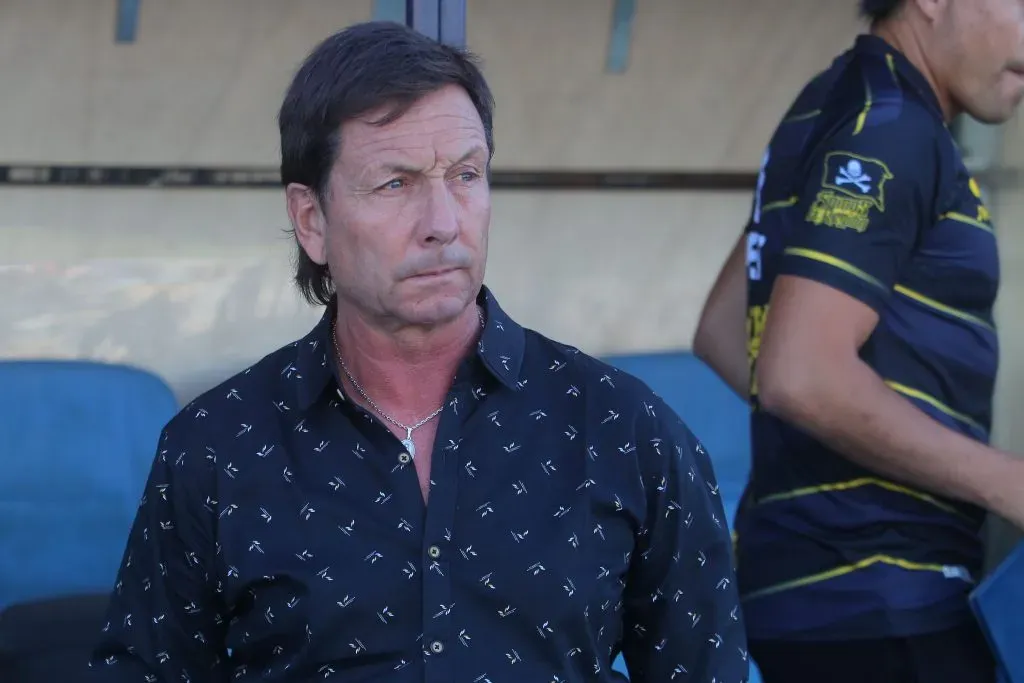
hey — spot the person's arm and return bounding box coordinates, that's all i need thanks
[692,230,749,401]
[88,422,228,681]
[620,397,748,682]
[756,115,1024,530]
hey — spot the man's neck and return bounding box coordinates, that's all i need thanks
[871,21,955,122]
[333,301,482,419]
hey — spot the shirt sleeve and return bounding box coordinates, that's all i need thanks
[88,420,228,682]
[620,397,748,683]
[778,113,941,311]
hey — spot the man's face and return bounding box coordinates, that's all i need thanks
[301,85,491,328]
[936,0,1024,123]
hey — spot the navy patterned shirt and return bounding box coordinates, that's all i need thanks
[88,287,748,683]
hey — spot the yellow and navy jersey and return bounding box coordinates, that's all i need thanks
[737,35,998,641]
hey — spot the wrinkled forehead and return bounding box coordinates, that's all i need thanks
[337,85,488,174]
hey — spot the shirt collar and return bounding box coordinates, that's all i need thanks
[292,285,525,411]
[854,34,945,121]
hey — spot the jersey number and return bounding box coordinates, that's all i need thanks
[746,230,767,281]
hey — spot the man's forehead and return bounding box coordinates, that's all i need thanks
[344,144,485,183]
[341,122,487,173]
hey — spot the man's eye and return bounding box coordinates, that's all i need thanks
[381,178,406,191]
[458,171,480,182]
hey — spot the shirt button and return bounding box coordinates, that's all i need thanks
[430,640,444,654]
[398,452,412,465]
[427,545,441,559]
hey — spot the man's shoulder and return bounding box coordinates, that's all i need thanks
[167,337,306,444]
[762,54,945,216]
[791,85,946,218]
[824,96,941,151]
[520,328,690,431]
[773,42,943,149]
[820,47,945,150]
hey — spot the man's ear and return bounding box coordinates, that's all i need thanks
[911,0,946,23]
[285,183,328,266]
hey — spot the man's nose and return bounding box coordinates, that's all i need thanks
[419,179,459,244]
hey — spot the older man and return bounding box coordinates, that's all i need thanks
[694,0,1024,681]
[88,21,747,683]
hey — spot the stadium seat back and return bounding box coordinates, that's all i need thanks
[0,360,177,608]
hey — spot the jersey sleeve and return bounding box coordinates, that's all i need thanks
[778,113,941,311]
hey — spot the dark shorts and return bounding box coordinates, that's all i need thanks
[749,619,995,683]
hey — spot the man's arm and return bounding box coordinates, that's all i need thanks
[759,276,1024,528]
[756,115,1024,530]
[692,230,749,401]
[89,423,227,681]
[620,397,748,683]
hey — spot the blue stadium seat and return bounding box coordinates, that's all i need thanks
[602,351,759,682]
[0,360,178,608]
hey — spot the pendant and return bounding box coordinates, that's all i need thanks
[401,437,416,459]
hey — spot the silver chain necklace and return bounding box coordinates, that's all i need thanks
[332,308,484,458]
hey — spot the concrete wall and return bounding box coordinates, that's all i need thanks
[0,0,865,404]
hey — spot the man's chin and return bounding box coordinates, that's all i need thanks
[398,291,478,328]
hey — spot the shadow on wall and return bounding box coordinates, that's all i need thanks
[0,259,322,404]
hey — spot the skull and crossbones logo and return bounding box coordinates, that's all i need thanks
[835,159,872,193]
